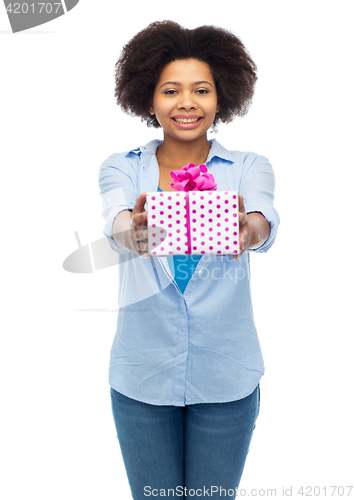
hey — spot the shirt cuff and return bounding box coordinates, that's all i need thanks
[103,204,133,254]
[245,202,280,253]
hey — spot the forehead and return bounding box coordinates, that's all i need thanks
[157,59,214,84]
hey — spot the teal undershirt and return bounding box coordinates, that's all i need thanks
[157,186,202,294]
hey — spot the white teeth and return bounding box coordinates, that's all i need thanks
[174,118,200,124]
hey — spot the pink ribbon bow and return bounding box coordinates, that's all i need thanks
[170,163,217,191]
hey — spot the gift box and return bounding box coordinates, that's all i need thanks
[146,164,239,257]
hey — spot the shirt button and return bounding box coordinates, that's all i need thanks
[198,270,203,276]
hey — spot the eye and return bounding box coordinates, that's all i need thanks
[164,89,177,95]
[196,89,209,94]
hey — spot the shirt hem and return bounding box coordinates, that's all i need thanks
[109,375,263,407]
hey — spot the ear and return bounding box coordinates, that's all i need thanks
[149,105,154,115]
[216,102,220,113]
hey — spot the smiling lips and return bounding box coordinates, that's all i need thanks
[172,115,203,129]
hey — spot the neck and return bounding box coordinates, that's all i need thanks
[156,134,211,169]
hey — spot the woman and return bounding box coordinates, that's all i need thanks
[99,20,279,499]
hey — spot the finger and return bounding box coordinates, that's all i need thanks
[239,236,244,253]
[136,236,150,258]
[238,211,247,226]
[239,226,250,251]
[238,193,245,213]
[132,211,148,229]
[133,234,148,256]
[133,192,147,215]
[132,238,148,256]
[137,240,149,253]
[134,228,148,242]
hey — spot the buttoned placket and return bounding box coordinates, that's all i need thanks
[137,146,200,404]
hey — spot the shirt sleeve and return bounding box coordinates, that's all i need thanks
[240,153,280,253]
[98,153,138,254]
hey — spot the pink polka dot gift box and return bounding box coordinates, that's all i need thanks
[146,164,239,257]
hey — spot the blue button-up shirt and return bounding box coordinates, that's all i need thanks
[98,138,280,406]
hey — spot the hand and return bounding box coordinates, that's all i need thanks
[131,192,150,259]
[112,193,150,258]
[234,195,271,259]
[233,194,251,260]
[220,194,269,260]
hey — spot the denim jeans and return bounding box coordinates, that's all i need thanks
[110,384,260,499]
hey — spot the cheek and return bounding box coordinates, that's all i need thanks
[154,103,169,119]
[206,106,218,121]
[206,98,219,115]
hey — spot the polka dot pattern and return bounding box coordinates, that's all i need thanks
[146,191,239,256]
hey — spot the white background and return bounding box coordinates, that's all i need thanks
[1,1,353,498]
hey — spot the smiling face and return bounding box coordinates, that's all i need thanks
[149,59,220,144]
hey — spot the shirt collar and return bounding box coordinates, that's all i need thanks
[126,139,162,157]
[206,139,234,163]
[126,138,234,163]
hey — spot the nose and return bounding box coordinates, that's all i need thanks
[177,91,197,111]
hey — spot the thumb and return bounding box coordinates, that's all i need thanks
[238,193,245,213]
[133,192,147,214]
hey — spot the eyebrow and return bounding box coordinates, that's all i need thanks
[159,80,213,88]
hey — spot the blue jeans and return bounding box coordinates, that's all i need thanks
[110,385,260,499]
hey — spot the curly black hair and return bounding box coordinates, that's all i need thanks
[114,20,257,128]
